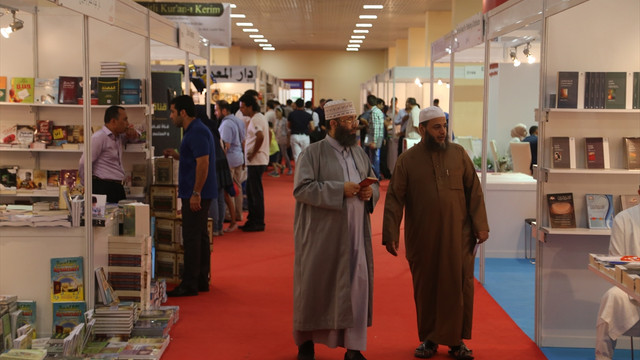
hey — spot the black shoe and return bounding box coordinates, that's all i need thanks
[241,224,265,232]
[344,350,366,360]
[167,286,198,297]
[198,284,210,292]
[448,343,473,360]
[297,340,314,360]
[238,222,253,230]
[415,340,438,358]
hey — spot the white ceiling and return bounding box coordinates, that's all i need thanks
[229,0,453,51]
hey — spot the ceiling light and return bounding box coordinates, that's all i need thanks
[230,14,246,18]
[254,39,268,42]
[236,22,253,26]
[356,23,373,28]
[414,78,422,87]
[363,5,384,9]
[242,28,259,32]
[230,4,236,8]
[359,15,377,19]
[258,43,272,47]
[347,44,360,48]
[437,79,443,86]
[347,48,359,51]
[353,29,369,33]
[351,35,365,39]
[249,34,264,38]
[510,48,521,67]
[349,40,363,44]
[523,43,535,64]
[263,47,275,51]
[1,10,24,39]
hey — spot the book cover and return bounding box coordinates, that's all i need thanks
[585,137,610,169]
[119,78,142,105]
[52,302,86,335]
[59,169,78,191]
[0,76,6,102]
[547,192,576,228]
[633,72,639,109]
[9,77,34,103]
[77,76,99,105]
[624,137,640,169]
[585,194,614,229]
[47,170,60,189]
[15,125,35,146]
[604,72,626,109]
[0,167,17,189]
[32,169,47,190]
[17,169,38,190]
[35,120,53,145]
[58,76,81,104]
[66,125,84,144]
[551,136,576,169]
[557,71,579,108]
[584,72,592,109]
[621,195,640,211]
[1,312,10,351]
[52,125,68,146]
[97,77,119,105]
[16,301,36,338]
[91,194,106,219]
[95,267,119,306]
[50,256,84,302]
[34,78,59,104]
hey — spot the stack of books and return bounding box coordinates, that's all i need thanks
[92,302,138,337]
[107,234,152,310]
[100,62,127,78]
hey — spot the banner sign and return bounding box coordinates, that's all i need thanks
[59,0,115,24]
[211,66,257,83]
[137,2,231,47]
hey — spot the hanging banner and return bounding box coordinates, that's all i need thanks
[137,2,231,47]
[59,0,115,24]
[211,66,258,83]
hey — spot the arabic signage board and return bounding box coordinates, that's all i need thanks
[210,66,258,83]
[137,2,231,47]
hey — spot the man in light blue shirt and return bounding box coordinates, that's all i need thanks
[217,100,246,227]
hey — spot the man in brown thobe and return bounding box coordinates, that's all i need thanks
[382,106,489,360]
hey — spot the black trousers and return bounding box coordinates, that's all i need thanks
[246,165,266,227]
[92,177,126,203]
[181,198,212,291]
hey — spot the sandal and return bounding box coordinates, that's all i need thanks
[448,343,474,360]
[414,340,438,358]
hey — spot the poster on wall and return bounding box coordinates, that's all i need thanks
[137,2,231,47]
[151,72,183,157]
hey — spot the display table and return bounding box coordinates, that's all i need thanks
[483,172,537,258]
[588,263,640,302]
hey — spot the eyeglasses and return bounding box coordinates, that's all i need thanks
[338,117,359,126]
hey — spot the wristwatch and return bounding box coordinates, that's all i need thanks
[192,190,200,197]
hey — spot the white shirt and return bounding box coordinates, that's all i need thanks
[245,112,269,166]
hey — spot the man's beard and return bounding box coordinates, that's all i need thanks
[334,125,357,147]
[425,133,448,151]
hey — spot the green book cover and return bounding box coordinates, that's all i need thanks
[97,77,119,105]
[0,76,6,102]
[9,77,34,103]
[16,301,36,338]
[604,72,626,109]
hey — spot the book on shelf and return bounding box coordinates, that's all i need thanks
[66,125,84,144]
[0,311,10,352]
[50,256,84,302]
[633,72,639,109]
[32,169,47,190]
[584,72,606,109]
[13,326,34,349]
[9,77,34,103]
[585,137,610,169]
[61,143,80,150]
[58,76,81,104]
[16,301,36,338]
[119,78,143,105]
[0,76,6,102]
[551,136,576,169]
[78,76,99,105]
[547,192,576,228]
[123,203,150,237]
[46,170,60,189]
[621,195,640,211]
[51,302,86,335]
[557,71,579,108]
[98,77,120,105]
[35,120,53,145]
[34,78,59,104]
[1,124,16,144]
[15,125,35,146]
[585,194,614,229]
[0,167,17,190]
[623,137,640,169]
[52,125,68,146]
[17,169,38,190]
[604,72,627,109]
[95,267,119,307]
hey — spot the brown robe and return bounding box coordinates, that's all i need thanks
[382,140,489,346]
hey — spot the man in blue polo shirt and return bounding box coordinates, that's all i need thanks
[164,95,217,297]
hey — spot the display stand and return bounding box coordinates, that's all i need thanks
[535,0,640,348]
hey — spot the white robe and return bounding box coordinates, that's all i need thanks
[596,205,640,360]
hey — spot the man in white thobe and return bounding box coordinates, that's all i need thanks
[292,100,379,360]
[595,186,640,360]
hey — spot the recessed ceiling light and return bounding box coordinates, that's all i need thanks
[353,29,369,33]
[249,34,264,38]
[349,40,363,43]
[351,35,366,39]
[359,15,377,19]
[242,28,259,32]
[254,39,268,42]
[347,44,360,48]
[347,48,359,51]
[230,14,245,18]
[363,5,383,10]
[230,4,236,8]
[356,23,373,28]
[259,43,272,47]
[263,47,275,51]
[236,22,253,26]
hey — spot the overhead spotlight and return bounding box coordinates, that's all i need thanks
[437,79,443,86]
[414,78,422,88]
[523,43,535,64]
[1,10,24,39]
[510,48,521,67]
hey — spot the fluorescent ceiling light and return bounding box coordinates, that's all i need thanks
[230,14,246,18]
[356,23,373,28]
[230,4,236,8]
[363,5,383,9]
[254,39,268,42]
[259,43,272,47]
[347,44,360,48]
[249,34,264,38]
[242,28,259,32]
[263,47,275,51]
[359,15,377,19]
[236,22,253,26]
[347,48,359,51]
[349,40,363,43]
[351,35,366,39]
[353,29,369,33]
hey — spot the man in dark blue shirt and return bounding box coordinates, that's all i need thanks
[164,95,217,297]
[522,125,538,173]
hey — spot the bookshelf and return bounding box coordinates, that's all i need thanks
[535,0,640,348]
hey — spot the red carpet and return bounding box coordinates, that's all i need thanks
[161,172,547,359]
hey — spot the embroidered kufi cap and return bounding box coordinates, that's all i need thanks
[419,106,446,123]
[324,100,356,120]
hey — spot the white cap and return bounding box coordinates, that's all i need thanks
[324,100,356,120]
[419,106,446,123]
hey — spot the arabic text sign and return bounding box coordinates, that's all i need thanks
[211,66,257,83]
